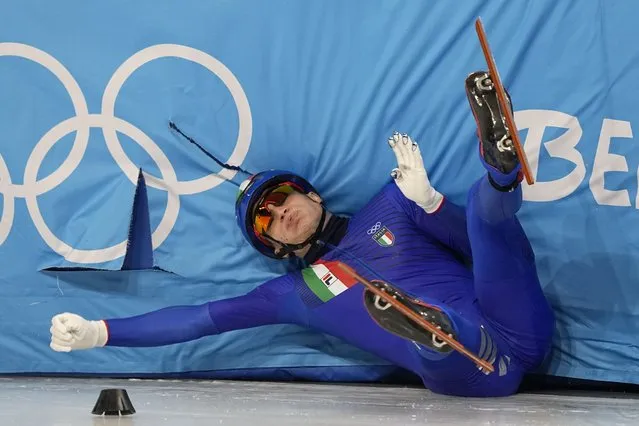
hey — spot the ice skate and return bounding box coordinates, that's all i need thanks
[362,279,455,354]
[465,70,520,177]
[336,262,495,373]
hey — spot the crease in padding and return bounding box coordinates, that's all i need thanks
[41,169,171,273]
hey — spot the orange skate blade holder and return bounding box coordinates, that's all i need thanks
[475,17,535,185]
[337,262,495,374]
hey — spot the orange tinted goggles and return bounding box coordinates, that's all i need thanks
[253,183,299,235]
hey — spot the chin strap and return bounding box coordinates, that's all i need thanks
[262,207,327,258]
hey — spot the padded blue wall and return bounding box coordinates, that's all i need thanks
[2,0,639,384]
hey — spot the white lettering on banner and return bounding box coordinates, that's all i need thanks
[590,119,632,207]
[516,110,586,202]
[517,110,636,207]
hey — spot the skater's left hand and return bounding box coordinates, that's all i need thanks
[388,132,443,213]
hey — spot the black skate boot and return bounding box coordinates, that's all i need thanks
[465,71,522,190]
[363,280,456,353]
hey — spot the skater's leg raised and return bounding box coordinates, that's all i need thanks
[464,71,554,370]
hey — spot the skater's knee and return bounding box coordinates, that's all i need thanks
[486,305,555,372]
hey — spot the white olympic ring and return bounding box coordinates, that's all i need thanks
[0,42,252,264]
[101,44,252,194]
[367,222,382,235]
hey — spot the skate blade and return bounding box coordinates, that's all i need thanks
[336,262,495,374]
[475,17,534,185]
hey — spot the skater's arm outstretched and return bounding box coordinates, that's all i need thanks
[385,132,472,259]
[49,275,300,351]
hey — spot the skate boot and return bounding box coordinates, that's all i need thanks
[465,70,522,191]
[363,280,456,354]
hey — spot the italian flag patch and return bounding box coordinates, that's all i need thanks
[302,261,358,302]
[373,227,395,247]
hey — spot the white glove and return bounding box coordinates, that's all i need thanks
[50,313,108,352]
[388,132,443,213]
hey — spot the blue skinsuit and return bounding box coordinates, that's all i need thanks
[105,175,555,397]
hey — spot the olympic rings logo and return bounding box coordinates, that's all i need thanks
[0,43,252,264]
[367,222,382,235]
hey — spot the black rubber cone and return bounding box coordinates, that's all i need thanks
[92,389,136,416]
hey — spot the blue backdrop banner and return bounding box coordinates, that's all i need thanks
[1,0,639,384]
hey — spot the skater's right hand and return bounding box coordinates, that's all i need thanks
[388,132,443,213]
[50,313,108,352]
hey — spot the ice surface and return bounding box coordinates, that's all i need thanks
[0,377,637,425]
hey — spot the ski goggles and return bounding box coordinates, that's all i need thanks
[253,182,302,235]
